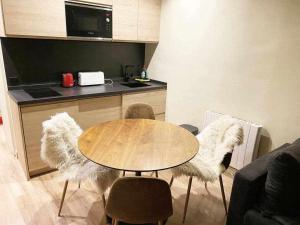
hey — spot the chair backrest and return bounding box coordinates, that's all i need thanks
[125,103,155,120]
[106,177,173,224]
[197,115,244,168]
[40,112,83,170]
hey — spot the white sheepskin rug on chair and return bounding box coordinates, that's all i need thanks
[172,116,244,182]
[41,112,119,194]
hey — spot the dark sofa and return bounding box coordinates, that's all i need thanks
[227,139,300,225]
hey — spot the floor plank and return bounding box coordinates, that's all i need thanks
[0,126,232,225]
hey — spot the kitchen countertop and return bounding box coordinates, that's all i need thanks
[9,79,167,106]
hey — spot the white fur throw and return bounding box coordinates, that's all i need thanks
[41,112,119,193]
[171,116,244,182]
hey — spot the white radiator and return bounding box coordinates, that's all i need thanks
[202,111,262,170]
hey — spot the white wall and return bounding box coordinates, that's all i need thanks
[146,0,300,154]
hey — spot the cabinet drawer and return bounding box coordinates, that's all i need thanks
[122,89,166,118]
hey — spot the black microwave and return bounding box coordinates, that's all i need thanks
[65,1,112,40]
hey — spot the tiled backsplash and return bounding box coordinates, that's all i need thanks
[1,38,145,86]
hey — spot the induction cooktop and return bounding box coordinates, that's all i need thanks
[24,87,61,99]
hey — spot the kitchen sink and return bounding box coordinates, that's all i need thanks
[121,82,150,88]
[24,87,61,98]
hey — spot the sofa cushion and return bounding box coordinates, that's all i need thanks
[261,141,300,217]
[226,143,291,225]
[244,209,280,225]
[273,215,300,225]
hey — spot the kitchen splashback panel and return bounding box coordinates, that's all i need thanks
[1,38,145,86]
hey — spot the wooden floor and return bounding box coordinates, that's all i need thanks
[0,126,233,225]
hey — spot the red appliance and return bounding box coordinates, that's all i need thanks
[0,115,3,125]
[62,73,74,87]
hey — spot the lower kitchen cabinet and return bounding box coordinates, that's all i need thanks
[21,101,79,176]
[122,89,166,118]
[20,95,122,176]
[10,89,166,178]
[155,113,165,121]
[78,95,122,130]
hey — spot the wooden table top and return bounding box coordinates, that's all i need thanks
[78,119,199,172]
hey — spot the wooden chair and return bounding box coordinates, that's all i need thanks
[124,103,155,120]
[123,103,158,177]
[106,177,173,225]
[40,112,119,216]
[170,116,244,223]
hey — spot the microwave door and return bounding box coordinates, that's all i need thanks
[66,5,100,37]
[65,3,112,39]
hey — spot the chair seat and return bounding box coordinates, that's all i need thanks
[41,112,119,217]
[62,160,119,192]
[170,116,244,223]
[171,155,225,182]
[105,177,172,225]
[107,216,164,225]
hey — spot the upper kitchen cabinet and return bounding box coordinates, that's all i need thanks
[113,0,138,41]
[0,0,160,42]
[113,0,161,43]
[138,0,161,42]
[1,0,67,38]
[80,0,113,5]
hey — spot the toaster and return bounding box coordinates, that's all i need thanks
[78,71,105,86]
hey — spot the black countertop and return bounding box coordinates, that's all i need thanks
[9,79,167,106]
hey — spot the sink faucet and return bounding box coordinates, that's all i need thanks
[123,65,136,82]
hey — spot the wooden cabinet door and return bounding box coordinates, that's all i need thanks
[78,96,122,130]
[21,101,78,175]
[2,0,66,37]
[122,89,166,118]
[138,0,161,42]
[9,97,30,179]
[113,0,138,41]
[155,113,165,121]
[20,96,122,176]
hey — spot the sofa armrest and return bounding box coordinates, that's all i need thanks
[226,144,290,225]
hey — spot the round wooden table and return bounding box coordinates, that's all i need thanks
[78,119,199,176]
